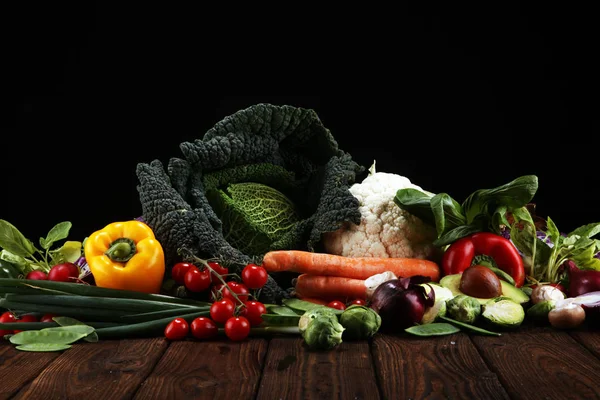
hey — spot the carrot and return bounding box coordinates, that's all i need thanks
[294,274,367,301]
[261,250,440,282]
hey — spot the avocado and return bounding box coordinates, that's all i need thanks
[439,273,530,305]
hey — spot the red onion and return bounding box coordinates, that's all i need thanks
[370,276,434,333]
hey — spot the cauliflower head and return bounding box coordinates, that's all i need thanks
[322,163,440,260]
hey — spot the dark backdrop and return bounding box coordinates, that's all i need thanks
[6,4,599,243]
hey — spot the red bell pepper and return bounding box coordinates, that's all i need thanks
[441,232,525,288]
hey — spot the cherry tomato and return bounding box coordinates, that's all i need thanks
[14,314,38,333]
[25,270,48,280]
[241,263,268,289]
[40,313,58,323]
[222,281,250,302]
[224,316,250,341]
[190,317,219,339]
[184,267,212,293]
[327,300,346,310]
[171,262,195,284]
[208,261,228,279]
[48,263,79,282]
[164,318,189,340]
[348,299,366,306]
[210,298,236,323]
[240,300,267,326]
[0,311,17,338]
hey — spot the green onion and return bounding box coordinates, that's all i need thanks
[95,310,210,339]
[0,278,209,307]
[0,299,131,322]
[118,307,211,324]
[4,294,200,313]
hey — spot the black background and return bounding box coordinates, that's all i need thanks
[6,4,600,243]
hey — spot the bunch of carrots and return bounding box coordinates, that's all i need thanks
[261,250,441,305]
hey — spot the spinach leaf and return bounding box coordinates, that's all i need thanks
[39,222,72,250]
[433,224,481,247]
[462,175,538,225]
[0,220,37,258]
[430,193,466,238]
[394,188,436,227]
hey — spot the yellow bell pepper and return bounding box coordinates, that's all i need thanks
[84,220,165,294]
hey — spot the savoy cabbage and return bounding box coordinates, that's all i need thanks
[136,103,364,302]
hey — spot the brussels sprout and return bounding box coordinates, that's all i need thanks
[526,299,556,323]
[482,296,525,328]
[298,306,339,333]
[446,294,482,324]
[421,283,454,324]
[301,314,345,350]
[339,305,382,340]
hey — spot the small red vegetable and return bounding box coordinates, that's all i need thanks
[210,298,236,323]
[0,311,17,338]
[222,281,250,302]
[442,232,525,287]
[326,300,346,310]
[240,300,267,326]
[241,263,268,289]
[25,270,48,280]
[184,267,212,293]
[48,263,79,282]
[563,260,600,297]
[171,262,195,284]
[224,316,251,341]
[14,314,38,333]
[190,317,218,339]
[164,318,189,340]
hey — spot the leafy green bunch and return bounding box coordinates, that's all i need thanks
[0,219,82,275]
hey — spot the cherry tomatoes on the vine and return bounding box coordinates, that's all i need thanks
[184,267,212,293]
[171,262,195,284]
[224,316,251,341]
[241,263,268,289]
[240,300,267,326]
[210,298,236,323]
[222,281,250,302]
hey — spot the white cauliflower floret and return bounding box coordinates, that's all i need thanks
[323,162,440,260]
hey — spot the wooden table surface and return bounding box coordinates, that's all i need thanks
[1,324,600,400]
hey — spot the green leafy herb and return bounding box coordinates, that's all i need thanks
[0,219,82,275]
[395,175,539,248]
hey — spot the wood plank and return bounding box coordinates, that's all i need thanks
[471,326,600,400]
[133,338,268,400]
[12,338,168,400]
[0,342,61,400]
[569,328,600,359]
[256,337,379,400]
[372,333,510,400]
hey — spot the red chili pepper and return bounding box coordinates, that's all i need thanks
[441,232,525,287]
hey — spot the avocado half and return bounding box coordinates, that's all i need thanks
[439,273,530,305]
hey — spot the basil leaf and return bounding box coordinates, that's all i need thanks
[394,188,436,227]
[568,222,600,239]
[40,221,72,250]
[462,175,538,224]
[0,220,37,258]
[430,193,466,238]
[433,225,481,247]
